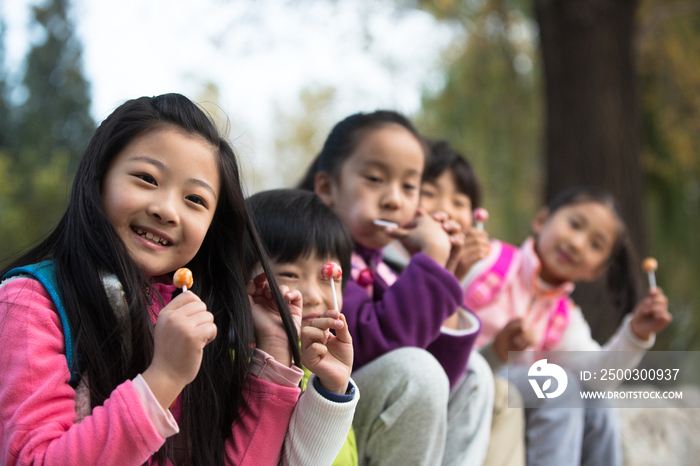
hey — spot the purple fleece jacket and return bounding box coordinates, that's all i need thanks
[343,248,480,389]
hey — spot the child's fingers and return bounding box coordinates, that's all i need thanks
[175,299,209,318]
[168,290,204,308]
[431,211,449,223]
[449,232,466,246]
[442,220,462,235]
[384,225,412,239]
[301,326,329,347]
[333,313,352,344]
[247,273,269,297]
[284,287,303,311]
[309,317,343,332]
[197,321,218,345]
[302,342,328,364]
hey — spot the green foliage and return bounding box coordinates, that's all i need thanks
[0,0,92,267]
[0,150,73,264]
[415,0,542,244]
[15,0,94,169]
[0,19,11,150]
[637,0,700,349]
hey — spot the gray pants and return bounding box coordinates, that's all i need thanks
[506,366,622,466]
[352,348,494,466]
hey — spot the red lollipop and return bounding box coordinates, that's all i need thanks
[321,262,342,281]
[474,208,489,231]
[322,262,342,310]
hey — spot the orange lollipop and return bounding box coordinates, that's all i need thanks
[174,268,193,292]
[642,258,658,289]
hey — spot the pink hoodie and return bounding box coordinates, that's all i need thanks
[0,277,303,466]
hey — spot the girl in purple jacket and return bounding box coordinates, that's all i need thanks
[299,111,494,466]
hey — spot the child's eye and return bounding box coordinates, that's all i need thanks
[403,183,417,191]
[135,174,157,185]
[186,195,207,207]
[365,175,382,183]
[569,218,581,229]
[279,272,298,279]
[420,190,434,198]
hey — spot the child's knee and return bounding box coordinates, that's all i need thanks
[386,347,450,398]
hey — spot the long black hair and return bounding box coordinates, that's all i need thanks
[1,94,300,465]
[545,186,643,325]
[297,110,424,190]
[246,189,354,289]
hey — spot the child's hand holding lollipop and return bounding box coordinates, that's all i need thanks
[450,208,491,281]
[301,263,353,395]
[143,268,217,411]
[631,258,672,341]
[384,208,452,268]
[248,273,302,367]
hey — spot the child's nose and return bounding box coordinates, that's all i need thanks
[570,231,586,251]
[381,184,402,210]
[439,199,454,220]
[301,283,323,308]
[148,195,179,224]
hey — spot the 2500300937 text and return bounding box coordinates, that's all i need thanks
[589,368,680,382]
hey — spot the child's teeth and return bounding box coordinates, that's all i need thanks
[134,228,167,245]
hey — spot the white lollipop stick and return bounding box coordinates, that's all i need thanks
[374,219,399,229]
[330,278,339,311]
[642,258,658,290]
[647,272,657,290]
[322,262,343,311]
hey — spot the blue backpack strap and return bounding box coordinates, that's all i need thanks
[3,260,79,384]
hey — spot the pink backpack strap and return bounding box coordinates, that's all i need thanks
[464,242,518,310]
[540,298,572,351]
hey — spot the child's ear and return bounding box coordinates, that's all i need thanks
[314,172,334,207]
[531,207,550,235]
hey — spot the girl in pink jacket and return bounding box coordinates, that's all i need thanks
[0,94,355,465]
[464,186,672,466]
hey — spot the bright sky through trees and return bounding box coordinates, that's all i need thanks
[3,0,460,178]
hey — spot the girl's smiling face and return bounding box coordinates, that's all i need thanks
[101,127,220,276]
[316,124,424,250]
[420,169,474,232]
[533,201,619,285]
[271,255,343,327]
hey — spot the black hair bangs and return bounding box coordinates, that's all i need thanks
[247,189,353,288]
[422,138,482,208]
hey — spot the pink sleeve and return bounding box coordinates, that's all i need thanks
[0,278,169,466]
[224,351,302,465]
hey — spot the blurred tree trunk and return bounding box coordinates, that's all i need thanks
[535,0,645,342]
